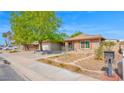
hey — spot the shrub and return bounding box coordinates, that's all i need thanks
[95,41,116,60]
[75,67,82,72]
[95,46,104,60]
[102,41,116,51]
[9,50,18,53]
[59,63,65,68]
[47,60,52,64]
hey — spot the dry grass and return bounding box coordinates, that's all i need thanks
[38,49,121,80]
[75,58,105,70]
[48,51,106,71]
[50,52,93,63]
[39,51,106,71]
[38,58,103,79]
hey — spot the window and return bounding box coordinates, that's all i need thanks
[85,41,90,48]
[80,41,90,48]
[68,42,74,50]
[80,41,85,48]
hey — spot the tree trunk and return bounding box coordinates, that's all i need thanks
[27,45,30,51]
[23,44,30,51]
[38,41,42,51]
[5,39,8,46]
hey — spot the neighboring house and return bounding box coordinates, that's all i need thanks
[119,41,124,49]
[65,34,105,51]
[42,40,64,51]
[21,41,64,51]
[105,39,119,43]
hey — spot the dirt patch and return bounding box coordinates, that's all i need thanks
[38,58,103,79]
[38,51,119,79]
[48,52,105,71]
[50,52,93,63]
[75,58,105,70]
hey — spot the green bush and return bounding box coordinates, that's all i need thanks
[95,46,104,60]
[102,41,116,51]
[95,41,116,60]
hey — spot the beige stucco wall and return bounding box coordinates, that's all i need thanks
[74,41,80,50]
[42,42,51,50]
[42,42,61,51]
[50,43,62,51]
[91,40,100,49]
[65,39,101,50]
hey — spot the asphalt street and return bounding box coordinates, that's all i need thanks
[0,58,25,81]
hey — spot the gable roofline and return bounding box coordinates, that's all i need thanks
[65,34,105,41]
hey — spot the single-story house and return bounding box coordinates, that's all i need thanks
[65,34,105,51]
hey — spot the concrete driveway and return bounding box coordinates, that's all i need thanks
[0,53,98,81]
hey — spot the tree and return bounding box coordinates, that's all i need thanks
[48,31,68,42]
[31,12,62,50]
[70,31,83,37]
[10,11,62,50]
[10,12,35,50]
[2,31,13,46]
[2,32,8,46]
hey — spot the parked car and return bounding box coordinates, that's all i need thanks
[12,46,17,49]
[2,45,18,50]
[0,47,2,50]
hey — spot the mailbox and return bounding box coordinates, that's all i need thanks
[104,51,115,77]
[104,51,115,60]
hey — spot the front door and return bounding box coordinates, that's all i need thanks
[68,42,74,50]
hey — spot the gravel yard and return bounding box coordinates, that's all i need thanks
[50,52,93,63]
[38,51,105,79]
[75,58,105,70]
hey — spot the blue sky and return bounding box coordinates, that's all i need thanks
[0,11,124,44]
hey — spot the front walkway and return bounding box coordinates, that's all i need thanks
[0,52,98,81]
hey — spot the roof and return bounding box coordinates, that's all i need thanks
[65,34,105,41]
[105,39,119,41]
